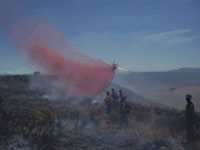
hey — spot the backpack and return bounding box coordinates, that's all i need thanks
[125,105,131,113]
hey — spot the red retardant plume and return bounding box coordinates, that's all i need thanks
[28,25,115,97]
[0,0,115,98]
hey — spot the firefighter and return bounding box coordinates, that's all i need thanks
[119,90,124,101]
[111,88,119,110]
[111,88,119,101]
[104,91,112,114]
[119,97,129,128]
[185,94,195,142]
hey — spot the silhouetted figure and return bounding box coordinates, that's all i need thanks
[119,97,129,128]
[119,90,123,99]
[111,88,119,110]
[185,94,195,142]
[119,90,127,101]
[111,88,119,101]
[104,91,112,114]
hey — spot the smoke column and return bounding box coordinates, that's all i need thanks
[0,1,115,97]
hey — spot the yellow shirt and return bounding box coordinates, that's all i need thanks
[105,95,112,104]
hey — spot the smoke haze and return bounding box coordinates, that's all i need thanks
[0,0,115,97]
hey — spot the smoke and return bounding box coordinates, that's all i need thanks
[0,1,115,98]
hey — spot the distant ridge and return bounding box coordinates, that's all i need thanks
[115,67,200,87]
[170,67,200,72]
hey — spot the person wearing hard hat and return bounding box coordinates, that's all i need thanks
[119,96,130,129]
[111,88,119,110]
[119,90,123,100]
[185,94,195,142]
[104,91,112,114]
[111,88,119,101]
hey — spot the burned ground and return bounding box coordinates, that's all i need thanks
[0,75,200,150]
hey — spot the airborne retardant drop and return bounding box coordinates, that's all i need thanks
[0,1,116,98]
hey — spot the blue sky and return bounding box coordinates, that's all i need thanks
[0,0,200,74]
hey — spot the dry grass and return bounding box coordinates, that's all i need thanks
[1,75,200,150]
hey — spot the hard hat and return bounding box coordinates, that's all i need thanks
[185,94,192,100]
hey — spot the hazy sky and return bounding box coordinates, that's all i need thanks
[0,0,200,74]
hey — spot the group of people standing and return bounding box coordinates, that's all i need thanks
[104,88,130,128]
[104,91,199,142]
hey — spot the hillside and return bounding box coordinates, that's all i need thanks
[114,68,200,110]
[114,68,200,88]
[106,83,168,108]
[0,75,200,150]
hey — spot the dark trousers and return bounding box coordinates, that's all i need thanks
[106,104,111,114]
[113,101,119,111]
[119,112,128,128]
[186,123,194,142]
